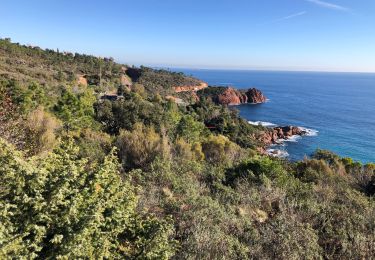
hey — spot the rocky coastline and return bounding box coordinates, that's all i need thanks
[255,126,309,157]
[181,84,311,158]
[259,126,307,145]
[197,86,267,105]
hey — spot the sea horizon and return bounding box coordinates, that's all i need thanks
[152,66,375,75]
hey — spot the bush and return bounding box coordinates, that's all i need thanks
[116,123,170,170]
[0,138,177,259]
[23,106,61,156]
[202,135,241,165]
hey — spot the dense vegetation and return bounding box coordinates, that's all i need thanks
[1,38,375,259]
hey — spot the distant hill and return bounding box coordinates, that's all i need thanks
[0,38,204,96]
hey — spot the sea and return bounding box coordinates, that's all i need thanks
[173,69,375,163]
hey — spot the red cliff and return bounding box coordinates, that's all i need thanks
[246,88,267,104]
[217,87,248,105]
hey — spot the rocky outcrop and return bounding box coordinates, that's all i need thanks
[120,74,132,87]
[246,88,267,104]
[217,87,248,105]
[259,126,306,145]
[197,86,266,105]
[166,95,187,105]
[174,82,208,93]
[77,75,88,86]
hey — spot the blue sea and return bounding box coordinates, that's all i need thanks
[174,69,375,163]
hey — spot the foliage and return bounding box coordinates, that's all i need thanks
[54,88,97,131]
[95,92,166,134]
[116,123,170,170]
[23,106,61,156]
[126,66,202,96]
[175,115,207,143]
[0,138,176,259]
[202,134,243,165]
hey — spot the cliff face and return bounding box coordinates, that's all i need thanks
[217,87,248,105]
[246,88,267,103]
[174,82,208,93]
[197,86,267,106]
[259,126,306,145]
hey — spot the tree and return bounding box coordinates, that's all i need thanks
[175,115,206,143]
[54,88,96,131]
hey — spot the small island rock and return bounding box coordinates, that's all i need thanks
[246,88,267,103]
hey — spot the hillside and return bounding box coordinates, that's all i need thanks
[0,38,205,96]
[1,38,375,259]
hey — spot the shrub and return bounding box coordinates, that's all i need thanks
[201,135,241,165]
[0,138,177,259]
[116,123,170,170]
[23,106,61,156]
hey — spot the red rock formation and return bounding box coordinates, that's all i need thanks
[120,74,132,88]
[246,88,267,103]
[217,87,248,105]
[191,91,200,102]
[259,126,306,145]
[174,82,208,93]
[77,75,88,86]
[197,86,266,105]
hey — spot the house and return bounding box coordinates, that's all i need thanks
[99,93,124,101]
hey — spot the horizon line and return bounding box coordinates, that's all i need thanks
[137,64,375,75]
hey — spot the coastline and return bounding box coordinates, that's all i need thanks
[248,120,318,158]
[176,69,375,163]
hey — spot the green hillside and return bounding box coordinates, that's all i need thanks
[1,38,374,259]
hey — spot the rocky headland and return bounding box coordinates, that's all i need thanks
[197,86,267,105]
[259,126,307,145]
[246,88,267,104]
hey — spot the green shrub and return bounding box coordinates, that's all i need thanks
[202,135,241,165]
[23,106,61,156]
[116,123,170,170]
[0,138,177,259]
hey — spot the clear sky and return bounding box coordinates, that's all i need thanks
[1,0,375,72]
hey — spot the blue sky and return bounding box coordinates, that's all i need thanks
[1,0,374,72]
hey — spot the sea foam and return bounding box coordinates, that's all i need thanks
[284,135,302,142]
[299,127,319,137]
[248,121,277,127]
[267,149,289,158]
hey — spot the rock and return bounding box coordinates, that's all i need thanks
[191,91,200,102]
[217,87,248,105]
[174,82,208,93]
[259,126,307,145]
[166,96,187,105]
[246,88,267,103]
[77,74,88,86]
[120,74,132,87]
[197,86,266,106]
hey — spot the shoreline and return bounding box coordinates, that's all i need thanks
[248,121,319,159]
